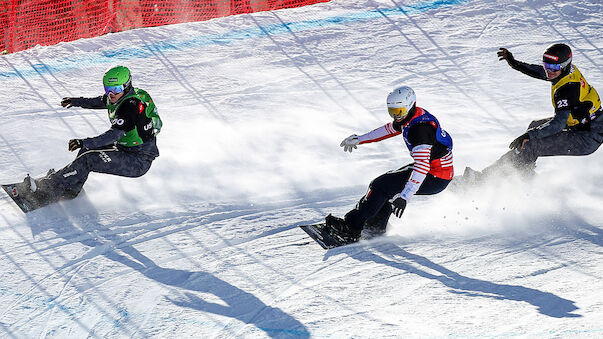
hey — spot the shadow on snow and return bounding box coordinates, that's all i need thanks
[21,194,310,338]
[339,242,581,319]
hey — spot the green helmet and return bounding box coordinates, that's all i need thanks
[103,66,132,93]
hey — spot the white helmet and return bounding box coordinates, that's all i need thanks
[387,86,416,121]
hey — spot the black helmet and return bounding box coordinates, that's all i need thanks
[542,43,572,71]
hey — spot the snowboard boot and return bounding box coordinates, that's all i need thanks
[40,168,78,200]
[361,227,386,239]
[45,168,56,178]
[361,208,389,239]
[325,214,361,242]
[362,221,386,239]
[21,174,38,197]
[22,173,56,204]
[61,189,79,200]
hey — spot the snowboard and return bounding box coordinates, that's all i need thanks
[299,222,358,249]
[1,180,53,213]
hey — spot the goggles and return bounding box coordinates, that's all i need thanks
[104,84,124,95]
[543,58,570,72]
[388,106,408,120]
[543,62,562,71]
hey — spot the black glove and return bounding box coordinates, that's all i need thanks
[61,97,73,108]
[389,194,407,218]
[509,132,530,150]
[68,139,83,152]
[497,48,516,66]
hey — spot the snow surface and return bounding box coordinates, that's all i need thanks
[1,0,602,337]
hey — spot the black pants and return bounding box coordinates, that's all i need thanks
[344,164,451,232]
[41,142,157,200]
[485,117,603,174]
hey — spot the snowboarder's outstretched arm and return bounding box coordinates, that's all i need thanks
[78,128,126,150]
[511,61,548,81]
[340,122,401,152]
[67,97,141,151]
[61,95,106,109]
[498,48,547,80]
[358,122,401,144]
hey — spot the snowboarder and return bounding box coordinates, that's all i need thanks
[325,86,453,242]
[464,43,602,181]
[19,65,162,208]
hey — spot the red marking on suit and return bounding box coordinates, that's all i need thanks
[429,152,453,180]
[411,148,431,175]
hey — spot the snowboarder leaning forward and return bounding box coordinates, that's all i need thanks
[466,43,602,180]
[24,65,162,204]
[325,86,453,242]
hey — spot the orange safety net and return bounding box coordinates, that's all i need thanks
[0,0,329,54]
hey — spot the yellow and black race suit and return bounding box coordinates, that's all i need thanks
[509,61,601,138]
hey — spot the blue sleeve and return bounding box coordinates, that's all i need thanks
[82,128,126,149]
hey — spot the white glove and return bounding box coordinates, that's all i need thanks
[340,134,359,153]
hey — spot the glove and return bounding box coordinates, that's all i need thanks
[497,48,516,66]
[340,134,359,153]
[389,194,407,218]
[509,132,530,150]
[68,139,83,152]
[61,97,73,108]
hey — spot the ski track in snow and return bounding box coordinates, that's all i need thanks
[1,0,603,337]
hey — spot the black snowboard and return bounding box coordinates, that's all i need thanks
[299,223,357,249]
[1,181,54,213]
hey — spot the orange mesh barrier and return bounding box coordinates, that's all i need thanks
[1,0,329,54]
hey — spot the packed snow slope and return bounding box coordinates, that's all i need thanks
[1,0,602,337]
